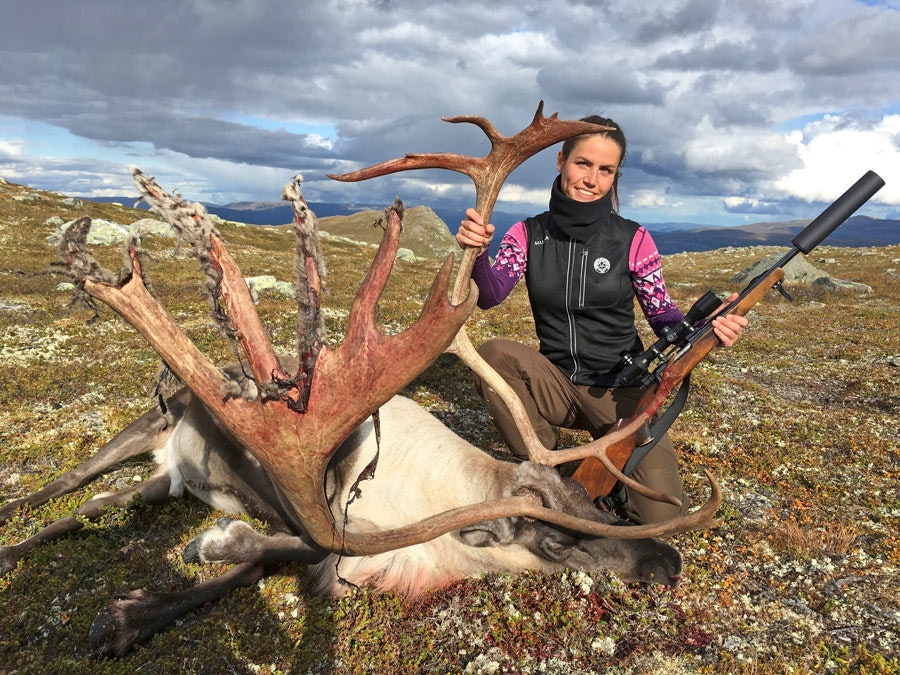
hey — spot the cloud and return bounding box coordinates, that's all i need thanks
[0,0,897,224]
[776,114,900,204]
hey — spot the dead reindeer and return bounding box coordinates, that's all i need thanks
[0,104,722,658]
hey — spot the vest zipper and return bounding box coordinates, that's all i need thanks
[578,247,588,307]
[566,239,580,382]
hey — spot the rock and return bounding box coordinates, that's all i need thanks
[812,276,872,294]
[733,253,829,284]
[46,218,131,246]
[396,248,417,262]
[733,251,870,293]
[12,192,41,203]
[60,197,84,208]
[130,218,177,238]
[887,355,900,368]
[244,275,294,302]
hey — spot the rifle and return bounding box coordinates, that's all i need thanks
[571,170,886,502]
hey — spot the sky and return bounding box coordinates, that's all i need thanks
[1,0,899,227]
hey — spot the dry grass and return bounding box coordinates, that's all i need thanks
[0,177,898,674]
[766,513,860,560]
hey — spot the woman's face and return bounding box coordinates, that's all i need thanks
[556,134,622,202]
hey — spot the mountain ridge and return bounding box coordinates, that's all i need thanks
[55,194,900,255]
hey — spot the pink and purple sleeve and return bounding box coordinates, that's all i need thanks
[630,227,685,335]
[470,222,528,309]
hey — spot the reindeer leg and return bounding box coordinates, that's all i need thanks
[0,391,186,524]
[90,561,269,658]
[183,517,327,565]
[89,517,326,658]
[0,473,172,575]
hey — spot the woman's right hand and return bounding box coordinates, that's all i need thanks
[456,208,495,249]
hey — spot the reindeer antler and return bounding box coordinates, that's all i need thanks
[62,172,480,554]
[330,102,618,462]
[329,102,670,499]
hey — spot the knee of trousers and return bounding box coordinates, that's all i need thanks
[473,339,521,391]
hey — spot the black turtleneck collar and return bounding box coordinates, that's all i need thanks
[549,175,614,241]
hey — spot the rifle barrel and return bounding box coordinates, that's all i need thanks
[792,170,885,253]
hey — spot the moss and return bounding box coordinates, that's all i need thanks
[1,180,898,672]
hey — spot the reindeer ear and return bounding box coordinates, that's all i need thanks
[458,518,516,547]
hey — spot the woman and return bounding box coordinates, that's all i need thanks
[456,115,747,525]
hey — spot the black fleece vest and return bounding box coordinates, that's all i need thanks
[523,206,642,386]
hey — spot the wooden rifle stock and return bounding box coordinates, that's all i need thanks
[571,267,786,501]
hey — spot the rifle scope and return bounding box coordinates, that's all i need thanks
[615,290,722,387]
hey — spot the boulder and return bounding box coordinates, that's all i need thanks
[46,218,130,246]
[244,275,294,302]
[732,253,828,284]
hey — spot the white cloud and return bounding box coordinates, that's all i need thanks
[0,0,898,223]
[777,114,900,204]
[683,118,801,175]
[497,184,551,208]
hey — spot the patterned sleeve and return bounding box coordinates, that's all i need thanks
[629,226,685,336]
[470,222,528,309]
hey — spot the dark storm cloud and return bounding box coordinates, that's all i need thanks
[654,39,782,73]
[633,0,722,43]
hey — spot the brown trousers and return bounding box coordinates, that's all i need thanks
[473,338,688,525]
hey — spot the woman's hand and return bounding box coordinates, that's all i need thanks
[711,293,748,347]
[456,208,495,249]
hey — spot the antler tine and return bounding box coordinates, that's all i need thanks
[440,98,550,140]
[131,168,290,389]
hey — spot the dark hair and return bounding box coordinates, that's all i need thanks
[560,115,627,212]
[560,115,627,164]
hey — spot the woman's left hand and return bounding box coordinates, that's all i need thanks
[711,293,748,347]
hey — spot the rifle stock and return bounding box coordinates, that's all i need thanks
[571,169,884,503]
[571,268,786,500]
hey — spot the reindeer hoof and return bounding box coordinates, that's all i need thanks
[0,545,22,576]
[90,589,158,658]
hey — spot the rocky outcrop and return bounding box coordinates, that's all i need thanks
[733,252,873,293]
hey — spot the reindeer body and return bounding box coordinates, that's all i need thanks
[162,390,681,598]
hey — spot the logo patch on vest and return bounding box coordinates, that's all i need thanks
[593,257,611,274]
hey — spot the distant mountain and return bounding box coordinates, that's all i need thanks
[86,196,899,255]
[318,206,459,260]
[648,216,899,254]
[432,208,898,255]
[89,196,382,226]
